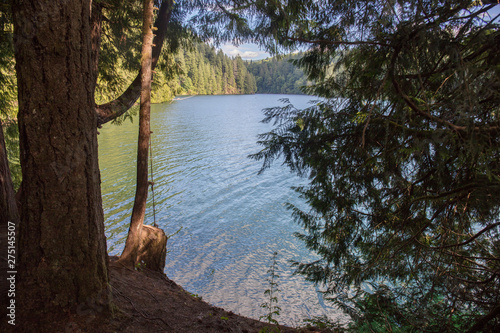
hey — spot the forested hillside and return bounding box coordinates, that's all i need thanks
[174,43,257,96]
[164,43,308,97]
[247,53,307,94]
[92,42,258,104]
[4,41,305,117]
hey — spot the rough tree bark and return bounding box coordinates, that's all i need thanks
[11,0,109,319]
[135,224,167,272]
[0,0,175,323]
[90,1,103,92]
[118,0,167,271]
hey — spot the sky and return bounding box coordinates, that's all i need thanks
[220,43,271,60]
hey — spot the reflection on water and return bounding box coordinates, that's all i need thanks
[98,94,343,325]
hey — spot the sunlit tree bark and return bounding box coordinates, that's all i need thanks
[118,0,155,268]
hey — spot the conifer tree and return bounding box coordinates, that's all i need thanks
[212,0,500,330]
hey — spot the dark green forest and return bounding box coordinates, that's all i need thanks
[164,43,307,97]
[2,37,306,120]
[247,53,307,95]
[173,45,308,96]
[174,43,257,96]
[95,42,307,103]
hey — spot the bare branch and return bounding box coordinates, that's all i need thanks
[429,222,500,250]
[287,36,392,48]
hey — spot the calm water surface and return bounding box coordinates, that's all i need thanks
[98,94,342,325]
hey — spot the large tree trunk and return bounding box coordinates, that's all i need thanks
[90,1,103,92]
[117,0,155,269]
[11,0,109,320]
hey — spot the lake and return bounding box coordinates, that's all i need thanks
[98,94,342,326]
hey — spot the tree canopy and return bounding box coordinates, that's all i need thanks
[247,52,307,95]
[174,42,257,95]
[236,0,500,331]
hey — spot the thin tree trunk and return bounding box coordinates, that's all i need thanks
[95,0,174,126]
[118,0,155,268]
[0,120,18,226]
[11,0,109,319]
[0,120,19,320]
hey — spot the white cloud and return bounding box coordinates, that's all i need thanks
[221,43,270,60]
[228,49,260,58]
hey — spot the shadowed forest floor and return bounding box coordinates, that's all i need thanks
[2,255,335,332]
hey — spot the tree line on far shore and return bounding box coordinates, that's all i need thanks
[155,43,308,99]
[94,42,308,103]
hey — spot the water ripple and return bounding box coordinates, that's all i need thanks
[98,95,345,325]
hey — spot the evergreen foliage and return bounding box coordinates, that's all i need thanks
[94,0,189,104]
[0,1,19,190]
[94,0,143,101]
[2,0,498,329]
[247,53,307,94]
[239,0,500,331]
[174,42,256,95]
[0,0,15,120]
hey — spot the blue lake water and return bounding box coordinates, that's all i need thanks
[98,94,343,325]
